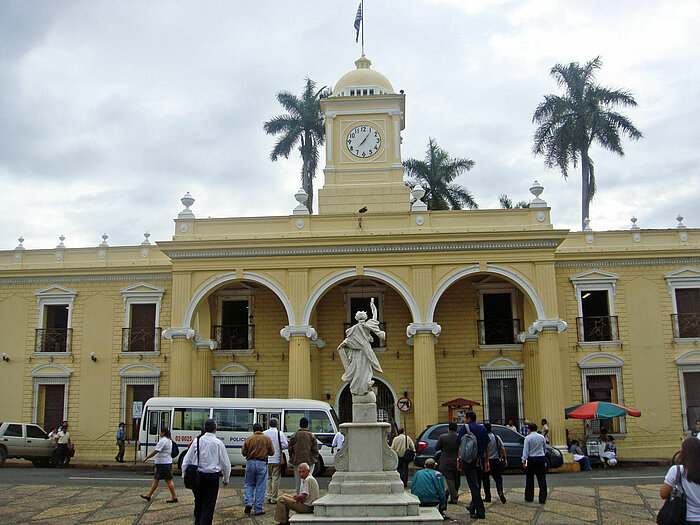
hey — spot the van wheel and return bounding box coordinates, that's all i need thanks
[0,447,7,467]
[313,458,325,477]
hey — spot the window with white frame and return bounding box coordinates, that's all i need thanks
[212,364,255,398]
[480,358,524,424]
[213,286,255,353]
[120,283,165,354]
[33,285,77,354]
[665,268,700,341]
[343,280,386,349]
[579,353,625,434]
[119,364,160,440]
[474,280,520,347]
[31,364,71,430]
[676,351,700,431]
[570,270,620,344]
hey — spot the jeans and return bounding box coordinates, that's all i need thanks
[524,456,547,503]
[193,472,220,525]
[483,459,504,498]
[463,461,485,517]
[576,456,592,471]
[244,459,268,514]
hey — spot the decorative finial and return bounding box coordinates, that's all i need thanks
[529,180,547,207]
[141,231,151,245]
[583,218,592,231]
[15,236,25,251]
[56,235,66,248]
[411,185,427,212]
[677,215,687,229]
[178,192,195,219]
[99,233,109,247]
[630,216,639,230]
[293,188,310,215]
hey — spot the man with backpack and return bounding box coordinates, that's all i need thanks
[457,411,490,520]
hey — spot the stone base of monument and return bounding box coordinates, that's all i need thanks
[290,401,442,524]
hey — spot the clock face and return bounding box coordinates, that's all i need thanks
[346,125,381,158]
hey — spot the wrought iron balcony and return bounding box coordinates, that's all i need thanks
[212,324,255,350]
[343,322,387,348]
[575,316,619,343]
[477,319,522,345]
[122,327,162,353]
[35,328,73,353]
[672,313,700,339]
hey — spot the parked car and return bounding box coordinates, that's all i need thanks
[415,423,564,469]
[0,422,55,467]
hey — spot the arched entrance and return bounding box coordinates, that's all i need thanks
[337,378,397,430]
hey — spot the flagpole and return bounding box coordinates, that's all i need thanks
[361,0,365,56]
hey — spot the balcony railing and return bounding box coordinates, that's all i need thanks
[576,316,619,343]
[672,313,700,339]
[35,328,73,353]
[122,327,162,353]
[477,318,522,345]
[343,322,387,348]
[212,324,255,350]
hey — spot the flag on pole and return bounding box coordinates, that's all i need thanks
[354,2,362,42]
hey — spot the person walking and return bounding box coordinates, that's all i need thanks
[242,422,274,516]
[140,428,178,503]
[181,419,231,525]
[288,417,318,494]
[331,429,345,454]
[54,422,73,468]
[522,422,548,504]
[263,417,288,504]
[435,421,461,504]
[457,411,490,520]
[115,422,127,463]
[540,419,550,443]
[274,462,319,524]
[390,428,415,487]
[660,437,700,524]
[483,423,507,503]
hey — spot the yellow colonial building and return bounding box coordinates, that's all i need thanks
[1,57,699,461]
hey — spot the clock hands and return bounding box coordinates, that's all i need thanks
[358,130,372,147]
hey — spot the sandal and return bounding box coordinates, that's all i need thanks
[140,495,151,501]
[166,498,178,503]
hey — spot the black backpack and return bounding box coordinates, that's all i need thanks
[170,439,179,458]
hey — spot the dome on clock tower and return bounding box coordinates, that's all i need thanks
[332,55,394,97]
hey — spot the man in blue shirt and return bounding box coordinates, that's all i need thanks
[410,458,447,517]
[522,422,548,503]
[115,422,126,463]
[457,411,490,519]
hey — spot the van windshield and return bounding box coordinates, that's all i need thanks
[284,410,334,434]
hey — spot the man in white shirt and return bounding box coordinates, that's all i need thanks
[263,418,288,504]
[181,419,232,525]
[521,422,548,504]
[331,430,345,453]
[274,462,319,524]
[54,422,72,468]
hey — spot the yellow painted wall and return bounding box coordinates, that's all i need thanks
[0,295,30,421]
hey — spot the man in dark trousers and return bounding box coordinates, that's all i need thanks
[436,421,461,504]
[457,411,490,520]
[522,422,548,503]
[288,417,318,494]
[115,422,127,463]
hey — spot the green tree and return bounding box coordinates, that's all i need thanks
[532,57,642,229]
[263,78,330,213]
[498,194,529,209]
[403,137,477,210]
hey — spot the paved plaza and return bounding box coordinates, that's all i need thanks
[0,479,664,524]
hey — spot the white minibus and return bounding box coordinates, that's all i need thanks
[137,397,339,475]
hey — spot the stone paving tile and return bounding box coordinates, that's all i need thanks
[536,511,591,524]
[89,518,138,525]
[138,504,194,524]
[554,485,596,496]
[536,499,598,522]
[32,500,104,520]
[30,511,92,524]
[0,510,39,524]
[600,511,656,525]
[85,503,145,522]
[599,484,638,494]
[549,489,596,507]
[599,499,655,520]
[598,488,644,505]
[488,501,539,521]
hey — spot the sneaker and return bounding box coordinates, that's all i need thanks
[244,505,252,514]
[499,492,506,504]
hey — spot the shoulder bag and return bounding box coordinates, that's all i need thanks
[657,466,686,525]
[496,435,506,468]
[402,434,415,463]
[184,436,201,490]
[278,430,287,469]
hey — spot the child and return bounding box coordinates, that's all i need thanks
[602,435,617,467]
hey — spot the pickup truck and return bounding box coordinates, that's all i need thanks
[0,422,55,467]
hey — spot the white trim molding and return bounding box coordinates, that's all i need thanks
[280,325,318,341]
[406,322,442,338]
[528,319,568,334]
[480,357,525,424]
[119,283,165,325]
[118,364,161,424]
[578,352,626,434]
[675,350,700,432]
[665,267,700,343]
[211,363,256,398]
[163,327,196,340]
[31,364,71,425]
[33,285,77,328]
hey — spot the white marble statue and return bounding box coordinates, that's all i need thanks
[337,298,386,397]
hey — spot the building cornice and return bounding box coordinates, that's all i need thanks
[0,273,172,285]
[554,257,700,269]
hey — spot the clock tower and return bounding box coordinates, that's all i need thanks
[318,56,409,214]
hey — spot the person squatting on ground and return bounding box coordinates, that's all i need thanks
[263,417,288,504]
[274,462,319,524]
[568,439,592,471]
[522,422,548,504]
[115,422,127,463]
[483,423,508,503]
[140,428,178,503]
[390,427,416,487]
[435,421,461,504]
[411,458,447,518]
[242,422,275,516]
[661,437,700,525]
[457,411,490,520]
[181,418,231,525]
[288,417,319,494]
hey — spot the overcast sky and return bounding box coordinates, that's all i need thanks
[2,0,699,250]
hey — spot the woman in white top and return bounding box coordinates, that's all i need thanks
[540,419,550,444]
[661,437,700,524]
[141,429,178,503]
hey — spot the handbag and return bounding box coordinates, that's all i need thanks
[401,435,416,463]
[657,465,687,525]
[183,436,201,490]
[278,430,287,468]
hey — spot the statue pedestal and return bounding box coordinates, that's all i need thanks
[290,402,442,524]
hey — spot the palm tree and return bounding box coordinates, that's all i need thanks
[498,194,529,209]
[532,57,642,230]
[263,78,330,213]
[403,138,477,210]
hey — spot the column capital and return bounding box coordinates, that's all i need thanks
[406,322,442,338]
[162,328,216,350]
[528,319,567,335]
[517,331,539,343]
[280,325,318,341]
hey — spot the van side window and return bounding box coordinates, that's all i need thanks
[213,409,253,432]
[27,425,48,439]
[173,408,210,431]
[284,410,334,434]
